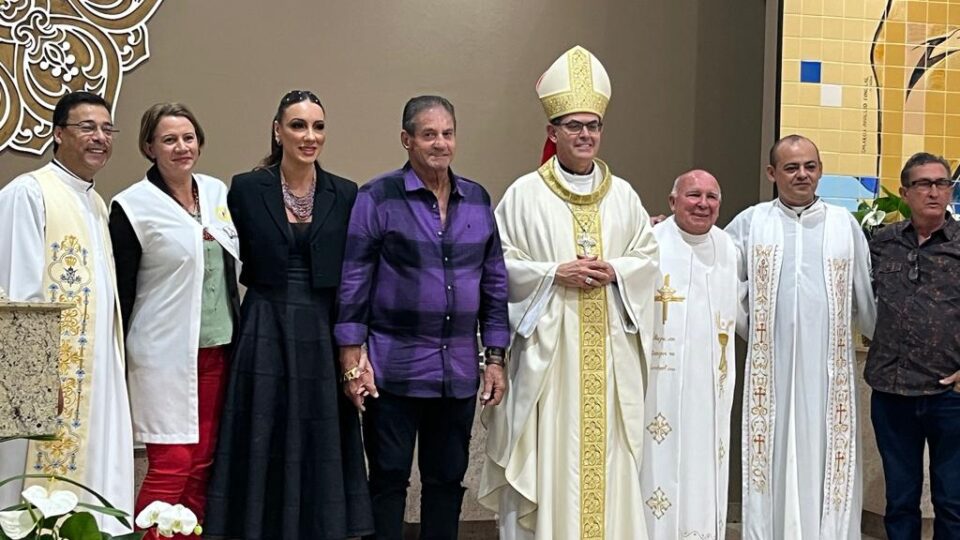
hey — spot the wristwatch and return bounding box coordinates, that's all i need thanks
[484,346,506,367]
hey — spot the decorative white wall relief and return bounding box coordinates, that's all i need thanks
[0,0,164,155]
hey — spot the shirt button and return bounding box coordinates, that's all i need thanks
[447,285,452,290]
[445,315,451,320]
[442,345,448,350]
[444,256,449,262]
[437,231,443,237]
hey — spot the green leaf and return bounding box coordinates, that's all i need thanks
[104,533,146,540]
[876,197,900,212]
[898,200,912,218]
[0,434,59,445]
[76,503,128,518]
[880,185,900,197]
[58,512,101,540]
[0,475,131,529]
[41,514,59,531]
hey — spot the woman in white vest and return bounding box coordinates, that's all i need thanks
[108,103,240,533]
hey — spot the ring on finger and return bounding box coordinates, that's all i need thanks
[585,276,594,286]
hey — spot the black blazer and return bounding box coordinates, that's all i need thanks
[228,162,357,290]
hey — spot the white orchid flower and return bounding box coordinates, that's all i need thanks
[21,485,78,517]
[155,504,199,537]
[0,510,37,539]
[860,208,886,228]
[135,500,172,528]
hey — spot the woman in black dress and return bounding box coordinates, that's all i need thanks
[204,90,373,539]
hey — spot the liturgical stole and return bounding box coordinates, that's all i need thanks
[641,217,737,539]
[26,168,122,484]
[743,202,857,539]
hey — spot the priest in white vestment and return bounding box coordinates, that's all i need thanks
[725,135,876,540]
[640,170,737,540]
[478,45,659,540]
[0,92,134,534]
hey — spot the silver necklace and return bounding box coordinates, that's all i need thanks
[280,170,316,222]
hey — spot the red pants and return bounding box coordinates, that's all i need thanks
[136,347,228,539]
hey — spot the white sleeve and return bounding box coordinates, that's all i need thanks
[724,208,752,339]
[850,217,876,340]
[0,177,47,301]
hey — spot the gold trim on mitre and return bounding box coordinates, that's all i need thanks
[537,45,611,120]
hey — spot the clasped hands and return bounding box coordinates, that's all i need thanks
[555,254,616,289]
[339,345,378,412]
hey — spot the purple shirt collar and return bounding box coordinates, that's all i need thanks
[402,162,465,197]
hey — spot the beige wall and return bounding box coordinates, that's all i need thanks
[0,0,770,521]
[0,0,765,219]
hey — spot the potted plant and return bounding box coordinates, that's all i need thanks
[852,186,911,239]
[0,473,200,539]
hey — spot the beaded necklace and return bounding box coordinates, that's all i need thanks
[281,170,316,222]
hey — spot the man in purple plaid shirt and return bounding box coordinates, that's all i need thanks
[334,95,509,540]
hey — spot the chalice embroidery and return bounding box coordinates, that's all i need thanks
[716,314,734,392]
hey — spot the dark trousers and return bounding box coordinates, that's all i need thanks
[362,390,476,540]
[871,389,960,539]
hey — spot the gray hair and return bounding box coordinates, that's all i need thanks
[900,152,954,186]
[402,95,456,134]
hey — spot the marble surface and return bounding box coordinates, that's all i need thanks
[0,303,65,438]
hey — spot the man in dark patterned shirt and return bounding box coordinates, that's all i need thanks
[867,152,960,539]
[334,95,509,540]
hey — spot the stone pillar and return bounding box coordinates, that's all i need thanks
[0,288,68,439]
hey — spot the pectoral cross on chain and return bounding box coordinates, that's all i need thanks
[654,274,685,322]
[577,232,597,257]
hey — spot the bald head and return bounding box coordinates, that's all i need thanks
[669,169,722,235]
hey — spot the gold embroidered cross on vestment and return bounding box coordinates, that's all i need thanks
[654,274,685,322]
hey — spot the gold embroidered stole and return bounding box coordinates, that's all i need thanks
[27,168,112,482]
[538,157,611,540]
[743,203,857,536]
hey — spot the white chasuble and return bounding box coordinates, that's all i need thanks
[725,200,876,540]
[479,157,659,540]
[0,164,134,535]
[640,216,737,540]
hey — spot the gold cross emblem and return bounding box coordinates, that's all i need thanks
[654,274,685,322]
[645,487,672,520]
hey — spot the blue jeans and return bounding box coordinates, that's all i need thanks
[871,389,960,539]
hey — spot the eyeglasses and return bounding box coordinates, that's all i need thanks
[280,90,322,106]
[908,178,957,192]
[907,249,919,281]
[60,122,118,137]
[555,120,603,135]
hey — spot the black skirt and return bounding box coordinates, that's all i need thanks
[204,268,373,540]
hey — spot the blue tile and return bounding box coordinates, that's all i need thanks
[821,197,861,211]
[817,175,875,199]
[858,176,879,196]
[800,60,821,83]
